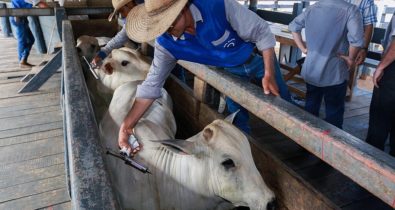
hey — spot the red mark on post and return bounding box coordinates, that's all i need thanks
[321,130,331,160]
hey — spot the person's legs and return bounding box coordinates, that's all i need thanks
[21,23,35,62]
[367,63,395,154]
[224,64,251,133]
[389,119,395,157]
[14,20,35,66]
[323,81,347,128]
[366,86,392,151]
[305,83,324,117]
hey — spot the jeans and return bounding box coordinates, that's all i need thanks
[366,62,395,156]
[224,54,292,134]
[12,18,35,62]
[305,81,347,129]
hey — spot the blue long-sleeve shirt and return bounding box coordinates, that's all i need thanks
[289,0,364,87]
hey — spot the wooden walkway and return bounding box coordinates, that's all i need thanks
[0,36,71,209]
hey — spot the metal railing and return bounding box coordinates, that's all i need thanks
[62,20,119,209]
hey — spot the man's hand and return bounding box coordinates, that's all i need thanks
[339,54,356,70]
[373,67,384,88]
[118,125,140,156]
[301,47,308,55]
[91,55,102,67]
[262,75,280,96]
[355,49,367,66]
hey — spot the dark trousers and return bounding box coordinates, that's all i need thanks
[12,18,35,62]
[305,81,348,128]
[366,62,395,156]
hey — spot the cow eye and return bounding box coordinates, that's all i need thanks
[221,158,235,170]
[121,60,130,66]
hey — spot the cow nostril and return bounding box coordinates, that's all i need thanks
[266,199,277,210]
[104,63,113,74]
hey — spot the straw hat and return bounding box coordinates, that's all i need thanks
[126,0,188,43]
[108,0,132,21]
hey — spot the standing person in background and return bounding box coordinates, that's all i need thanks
[91,0,142,66]
[345,0,377,70]
[11,0,48,68]
[366,12,395,156]
[289,0,364,128]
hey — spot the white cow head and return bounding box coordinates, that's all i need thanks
[76,35,100,61]
[158,118,276,210]
[99,48,148,81]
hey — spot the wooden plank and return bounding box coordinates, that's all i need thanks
[19,50,62,93]
[251,143,339,210]
[284,153,322,171]
[0,154,64,177]
[0,91,60,108]
[0,98,59,113]
[0,71,29,80]
[296,161,337,182]
[0,188,70,210]
[0,121,62,139]
[38,201,72,210]
[0,175,67,203]
[0,137,64,165]
[0,74,60,99]
[0,110,61,131]
[310,171,372,207]
[193,76,207,103]
[343,196,393,210]
[0,105,60,119]
[0,164,65,189]
[0,128,62,147]
[0,78,22,85]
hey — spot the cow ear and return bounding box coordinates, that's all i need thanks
[224,109,240,124]
[203,127,213,142]
[154,139,196,155]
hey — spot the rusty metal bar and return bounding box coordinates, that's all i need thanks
[0,7,112,17]
[63,20,119,209]
[176,60,395,208]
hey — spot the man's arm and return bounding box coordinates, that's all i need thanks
[261,48,279,96]
[117,41,176,153]
[224,0,279,95]
[373,40,395,87]
[119,98,154,154]
[92,27,129,65]
[356,24,374,65]
[291,32,307,54]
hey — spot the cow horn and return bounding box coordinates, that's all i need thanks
[224,109,240,124]
[152,139,196,155]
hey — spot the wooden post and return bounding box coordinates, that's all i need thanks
[249,0,258,12]
[193,77,207,103]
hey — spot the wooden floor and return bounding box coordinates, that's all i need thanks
[0,36,71,209]
[250,86,392,209]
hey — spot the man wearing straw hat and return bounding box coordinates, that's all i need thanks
[119,0,293,154]
[91,0,143,66]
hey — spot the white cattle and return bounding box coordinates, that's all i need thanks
[76,43,151,122]
[100,81,275,210]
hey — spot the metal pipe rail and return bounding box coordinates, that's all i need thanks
[176,60,395,207]
[62,20,119,209]
[0,7,112,17]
